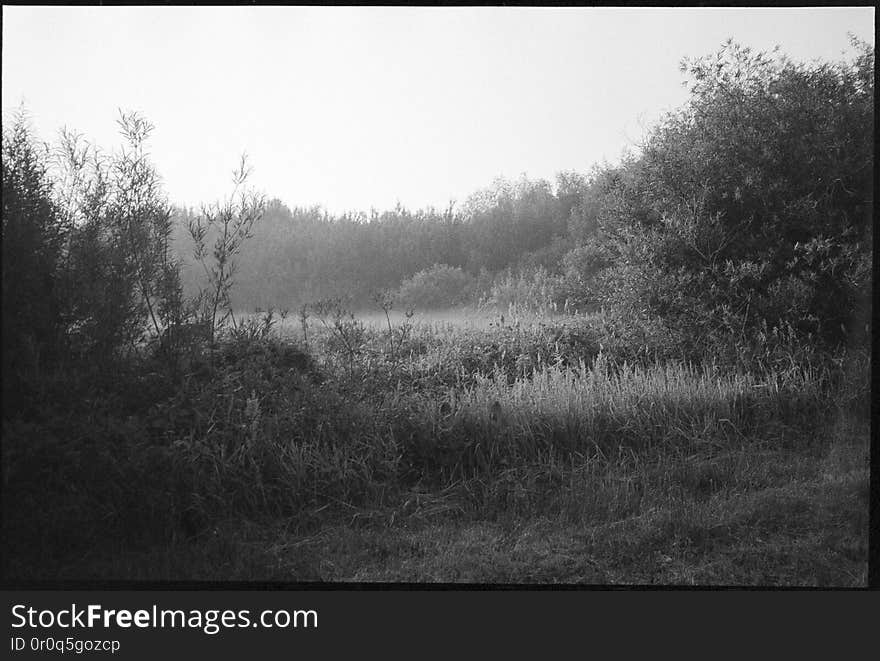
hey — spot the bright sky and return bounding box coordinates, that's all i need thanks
[2,6,874,215]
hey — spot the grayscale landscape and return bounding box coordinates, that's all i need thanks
[1,7,872,584]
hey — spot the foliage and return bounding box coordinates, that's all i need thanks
[1,109,269,387]
[310,298,367,377]
[396,263,474,309]
[52,112,179,360]
[186,155,266,341]
[462,175,575,272]
[1,112,67,411]
[371,289,414,363]
[172,173,586,311]
[225,307,289,343]
[580,39,873,359]
[2,109,184,390]
[554,241,614,311]
[478,266,564,316]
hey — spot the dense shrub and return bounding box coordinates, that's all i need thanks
[53,113,181,361]
[1,114,67,412]
[1,335,399,565]
[396,263,474,309]
[555,241,614,312]
[3,111,182,400]
[562,39,873,363]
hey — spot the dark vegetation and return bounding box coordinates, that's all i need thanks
[2,40,871,583]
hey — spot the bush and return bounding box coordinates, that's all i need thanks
[53,112,180,361]
[1,334,400,570]
[573,39,873,358]
[396,264,474,309]
[1,113,67,412]
[556,241,613,312]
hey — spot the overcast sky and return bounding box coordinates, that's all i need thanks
[2,6,874,214]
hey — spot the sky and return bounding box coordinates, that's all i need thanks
[2,6,875,215]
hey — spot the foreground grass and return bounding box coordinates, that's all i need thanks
[37,417,868,585]
[2,320,870,585]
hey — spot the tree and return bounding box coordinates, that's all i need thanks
[2,111,67,407]
[581,38,873,355]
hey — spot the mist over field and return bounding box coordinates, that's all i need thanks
[2,8,872,585]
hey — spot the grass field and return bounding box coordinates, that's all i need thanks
[2,309,869,584]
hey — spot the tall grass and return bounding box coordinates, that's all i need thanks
[2,311,858,579]
[397,353,828,482]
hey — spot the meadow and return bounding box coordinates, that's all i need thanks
[3,307,868,584]
[3,38,871,585]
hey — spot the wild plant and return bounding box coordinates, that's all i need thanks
[47,111,181,361]
[298,303,310,350]
[227,307,288,342]
[159,320,213,353]
[186,154,266,342]
[370,290,416,364]
[311,297,366,378]
[372,289,398,361]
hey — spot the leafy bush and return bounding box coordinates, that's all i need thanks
[52,113,180,361]
[2,111,185,409]
[186,155,266,339]
[564,39,873,361]
[396,264,474,309]
[2,113,67,412]
[555,241,613,312]
[1,334,397,568]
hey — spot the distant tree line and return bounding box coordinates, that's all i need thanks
[170,170,582,310]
